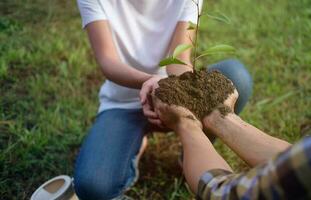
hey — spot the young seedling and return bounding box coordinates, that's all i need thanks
[159,0,236,71]
[155,1,243,124]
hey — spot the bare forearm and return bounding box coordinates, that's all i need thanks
[176,122,232,193]
[203,111,292,167]
[98,56,152,89]
[86,21,152,89]
[166,22,194,76]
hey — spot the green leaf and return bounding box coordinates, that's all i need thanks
[159,57,187,67]
[203,12,231,24]
[187,21,197,30]
[172,44,192,58]
[196,44,236,59]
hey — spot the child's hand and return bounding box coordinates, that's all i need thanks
[140,75,165,127]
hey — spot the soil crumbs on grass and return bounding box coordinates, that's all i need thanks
[155,70,235,120]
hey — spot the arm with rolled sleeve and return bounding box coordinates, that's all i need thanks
[197,137,311,200]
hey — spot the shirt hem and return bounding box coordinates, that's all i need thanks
[97,101,142,114]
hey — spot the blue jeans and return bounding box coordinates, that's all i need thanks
[73,59,253,199]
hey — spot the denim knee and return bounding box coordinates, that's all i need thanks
[74,172,124,200]
[208,59,253,114]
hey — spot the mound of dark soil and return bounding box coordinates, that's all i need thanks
[154,70,235,120]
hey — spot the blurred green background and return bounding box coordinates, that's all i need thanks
[1,0,310,199]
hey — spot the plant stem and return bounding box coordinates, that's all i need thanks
[192,0,201,72]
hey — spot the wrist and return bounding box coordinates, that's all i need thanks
[202,111,239,137]
[202,110,222,130]
[137,73,152,88]
[175,119,202,134]
[175,120,206,145]
[152,74,166,79]
[166,64,193,76]
[143,74,165,84]
[144,74,153,81]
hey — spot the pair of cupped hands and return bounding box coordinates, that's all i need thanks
[139,75,238,132]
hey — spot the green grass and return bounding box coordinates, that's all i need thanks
[1,0,310,199]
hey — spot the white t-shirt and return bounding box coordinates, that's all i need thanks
[77,0,203,113]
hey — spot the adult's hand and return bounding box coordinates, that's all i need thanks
[153,95,202,132]
[140,75,165,127]
[223,88,239,112]
[203,88,239,130]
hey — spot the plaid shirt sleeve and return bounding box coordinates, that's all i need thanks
[197,136,311,200]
